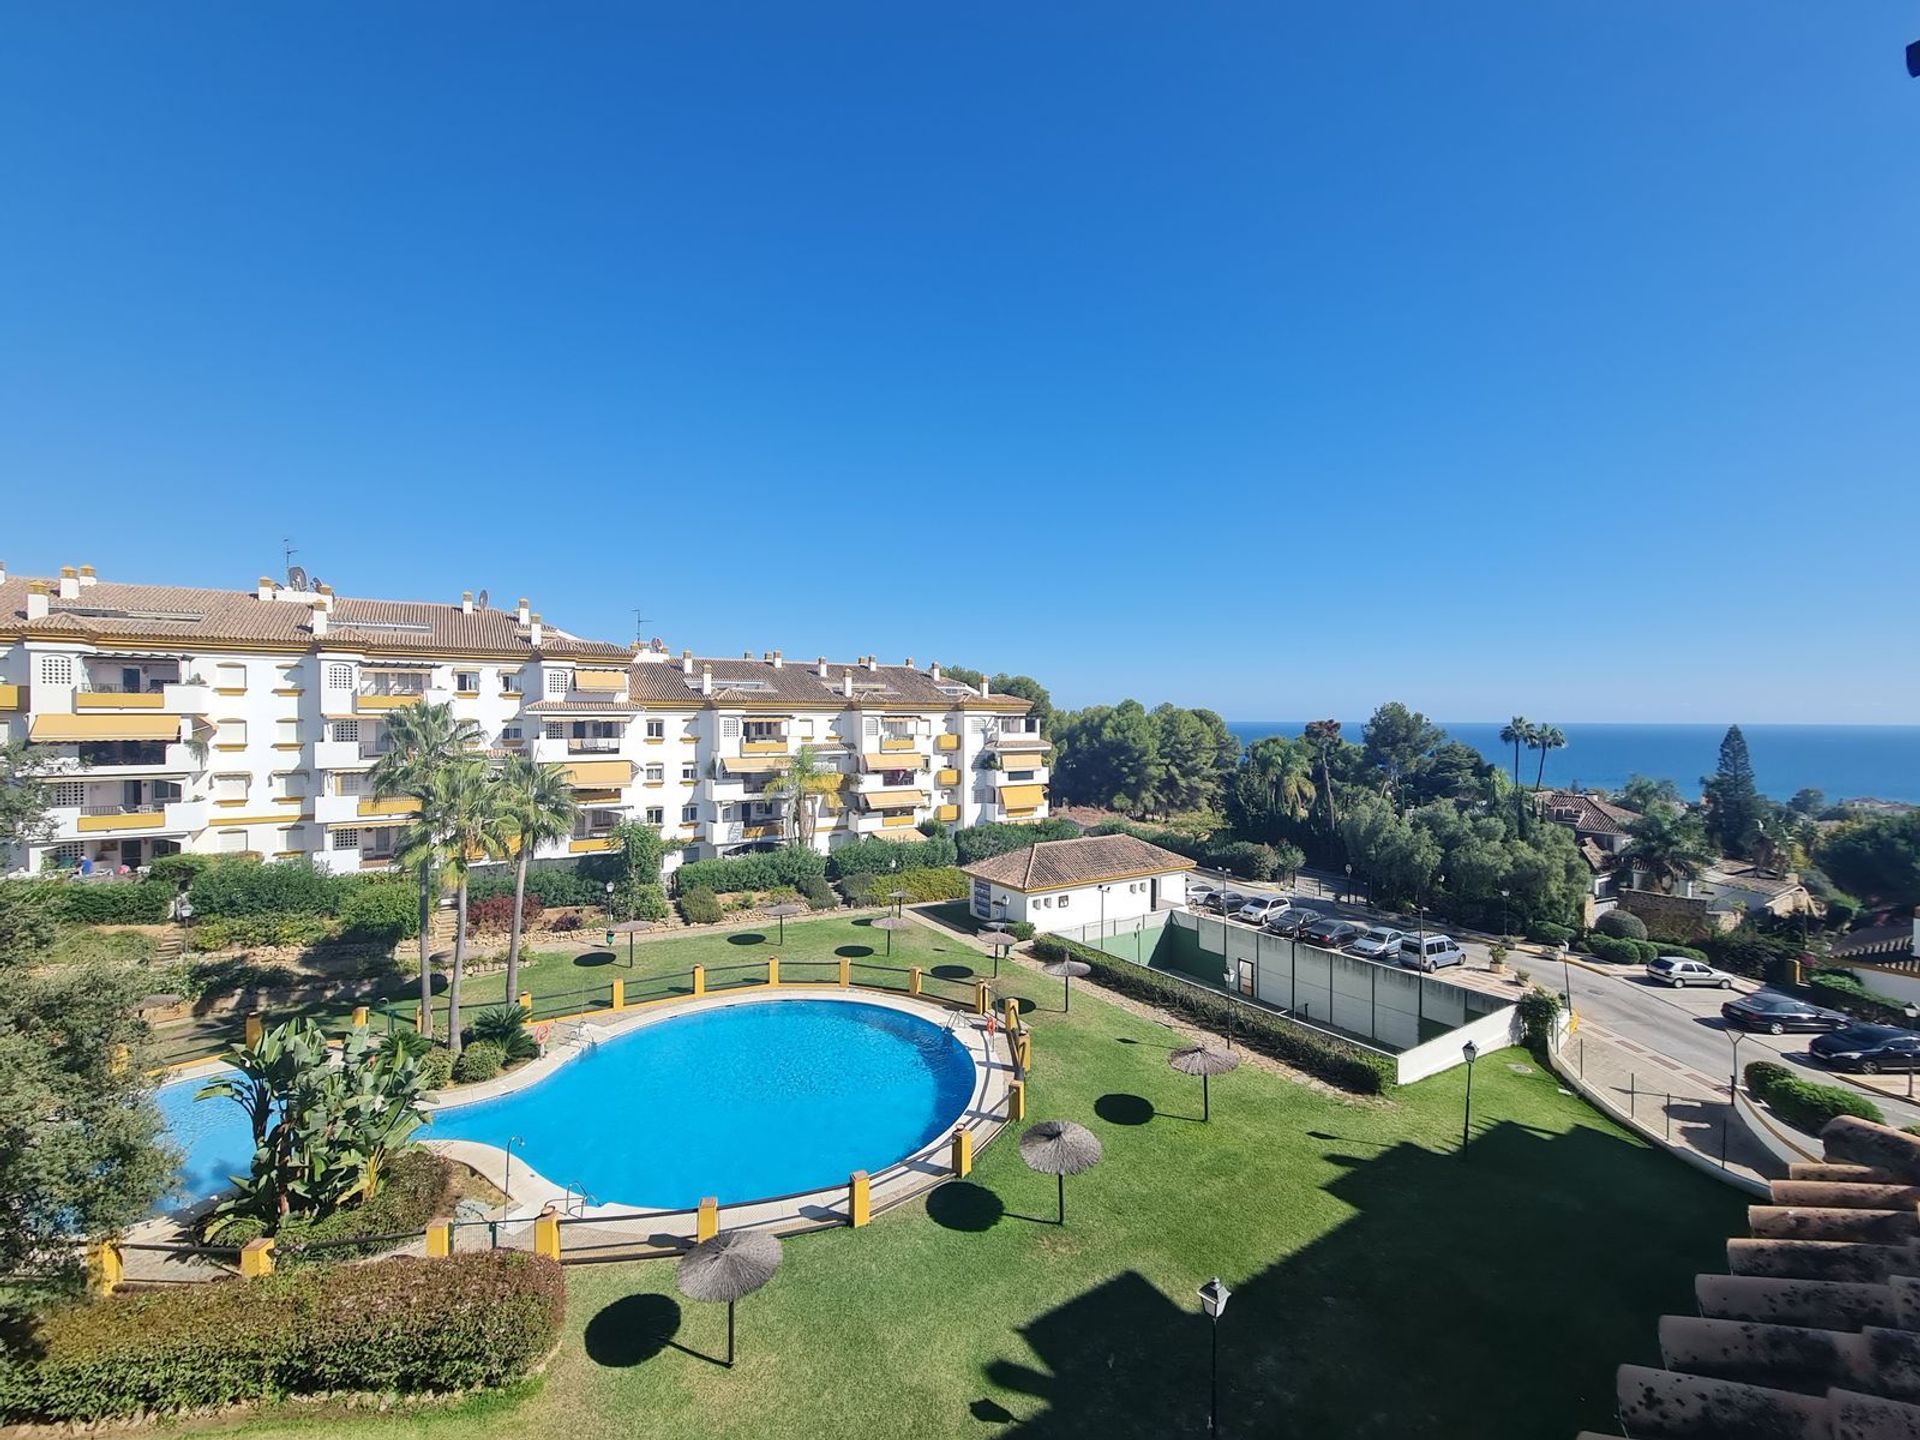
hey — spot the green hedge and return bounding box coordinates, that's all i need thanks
[273,1150,452,1262]
[1031,934,1395,1094]
[1808,969,1910,1027]
[828,834,958,878]
[187,913,337,952]
[466,856,623,909]
[1595,910,1648,940]
[1745,1059,1884,1134]
[674,847,826,896]
[452,1040,504,1083]
[335,882,418,944]
[0,879,177,925]
[679,887,724,925]
[798,873,838,910]
[840,866,970,905]
[0,1250,564,1422]
[1527,921,1573,945]
[954,819,1081,865]
[187,860,355,918]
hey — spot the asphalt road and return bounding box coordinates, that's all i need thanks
[1190,865,1920,1128]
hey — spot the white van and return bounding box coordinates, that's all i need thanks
[1397,933,1465,972]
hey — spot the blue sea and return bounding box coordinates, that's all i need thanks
[1226,722,1920,806]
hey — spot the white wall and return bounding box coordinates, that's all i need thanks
[977,872,1180,935]
[1394,1004,1522,1085]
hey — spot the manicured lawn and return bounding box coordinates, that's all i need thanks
[154,930,1745,1440]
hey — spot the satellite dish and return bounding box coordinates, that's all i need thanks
[476,589,489,610]
[286,565,309,591]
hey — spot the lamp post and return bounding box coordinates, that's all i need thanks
[1197,1277,1231,1437]
[1460,1040,1479,1155]
[1906,1004,1919,1100]
[1099,883,1112,946]
[1344,862,1352,905]
[1417,873,1445,954]
[1499,888,1510,942]
[604,880,616,948]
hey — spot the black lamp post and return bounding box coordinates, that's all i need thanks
[1730,1029,1747,1113]
[1906,1004,1918,1100]
[1198,1276,1231,1437]
[1460,1040,1479,1155]
[1417,873,1445,955]
[1499,888,1510,942]
[1344,862,1352,905]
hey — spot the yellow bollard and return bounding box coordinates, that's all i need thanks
[767,956,779,987]
[244,1010,264,1047]
[909,967,922,997]
[413,1002,423,1033]
[425,1220,452,1258]
[1009,1078,1026,1122]
[1016,1032,1032,1073]
[351,1005,368,1028]
[518,990,532,1016]
[239,1237,275,1279]
[973,980,989,1015]
[692,964,706,998]
[1003,998,1019,1035]
[849,1171,871,1227]
[696,1196,718,1242]
[951,1130,972,1178]
[838,956,851,987]
[88,1238,124,1296]
[611,978,625,1011]
[533,1206,561,1261]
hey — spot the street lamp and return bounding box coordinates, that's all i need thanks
[1197,1277,1231,1437]
[1499,888,1510,942]
[1344,862,1352,905]
[1729,1029,1747,1111]
[1905,1004,1919,1099]
[1460,1040,1479,1155]
[604,880,616,947]
[1417,873,1445,953]
[1099,883,1112,945]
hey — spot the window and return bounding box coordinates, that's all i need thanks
[50,782,84,808]
[216,718,247,747]
[274,772,308,800]
[681,764,698,782]
[326,663,353,691]
[40,655,73,686]
[50,842,83,865]
[864,717,878,735]
[214,774,247,802]
[275,719,300,746]
[500,724,524,743]
[331,719,360,743]
[1057,894,1070,909]
[332,828,360,850]
[681,803,699,823]
[646,719,665,739]
[644,764,664,782]
[797,719,814,739]
[454,671,480,693]
[645,806,665,825]
[544,722,565,740]
[501,671,523,694]
[211,663,244,691]
[217,829,248,853]
[722,718,739,737]
[336,772,365,795]
[545,669,570,695]
[273,827,297,853]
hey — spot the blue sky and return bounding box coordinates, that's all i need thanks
[2,4,1915,723]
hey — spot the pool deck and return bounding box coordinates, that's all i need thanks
[420,985,1017,1256]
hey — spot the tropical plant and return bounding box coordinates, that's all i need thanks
[196,1020,425,1233]
[369,703,483,1039]
[762,745,842,849]
[1619,807,1714,892]
[495,755,577,1008]
[417,762,509,1054]
[1528,724,1567,791]
[1302,719,1343,834]
[465,1005,539,1063]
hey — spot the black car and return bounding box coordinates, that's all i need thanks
[1720,993,1848,1036]
[1809,1025,1920,1074]
[1300,917,1363,948]
[1199,890,1249,916]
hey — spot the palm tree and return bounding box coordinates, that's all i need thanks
[1531,724,1567,792]
[1271,744,1316,821]
[371,703,482,1039]
[1620,808,1713,893]
[1499,716,1532,832]
[418,761,509,1054]
[763,745,841,848]
[1302,720,1342,834]
[496,755,577,1008]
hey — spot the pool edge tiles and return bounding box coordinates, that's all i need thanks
[422,988,1009,1223]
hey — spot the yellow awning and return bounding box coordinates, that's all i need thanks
[862,789,926,810]
[572,788,622,804]
[999,784,1046,808]
[999,755,1047,773]
[561,759,634,787]
[863,753,926,771]
[30,713,180,743]
[722,755,788,775]
[574,668,629,693]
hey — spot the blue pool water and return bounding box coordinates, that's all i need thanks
[430,999,976,1209]
[153,1067,256,1211]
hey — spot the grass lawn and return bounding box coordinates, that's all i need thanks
[154,923,1746,1440]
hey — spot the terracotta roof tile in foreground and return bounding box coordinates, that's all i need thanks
[960,834,1193,892]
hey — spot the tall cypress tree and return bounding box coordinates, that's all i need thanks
[1702,724,1761,858]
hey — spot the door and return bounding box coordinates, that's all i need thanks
[121,666,141,693]
[1235,959,1255,997]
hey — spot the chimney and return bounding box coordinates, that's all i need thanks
[461,590,474,615]
[841,670,854,698]
[700,664,713,696]
[979,677,990,697]
[930,662,941,682]
[864,654,878,671]
[530,613,543,647]
[315,583,334,612]
[904,656,914,669]
[58,566,79,599]
[0,561,6,584]
[817,656,828,678]
[516,597,530,625]
[26,580,49,620]
[311,600,329,638]
[743,650,752,660]
[77,564,97,587]
[771,650,783,670]
[682,650,694,676]
[257,576,275,602]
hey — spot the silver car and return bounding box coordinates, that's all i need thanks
[1346,926,1405,960]
[1235,895,1293,926]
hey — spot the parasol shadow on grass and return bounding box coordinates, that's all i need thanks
[583,1293,692,1368]
[1019,1119,1103,1226]
[675,1229,782,1369]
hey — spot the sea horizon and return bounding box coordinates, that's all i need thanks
[1224,719,1920,806]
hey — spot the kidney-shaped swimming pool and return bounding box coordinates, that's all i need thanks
[429,997,978,1210]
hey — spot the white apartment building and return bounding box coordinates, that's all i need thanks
[0,566,1047,878]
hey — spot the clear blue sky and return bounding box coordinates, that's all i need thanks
[2,4,1915,723]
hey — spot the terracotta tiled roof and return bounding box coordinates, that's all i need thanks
[1541,790,1639,839]
[961,834,1193,893]
[625,656,1033,711]
[1831,924,1919,961]
[521,698,640,713]
[1579,1115,1920,1440]
[1706,865,1809,901]
[0,573,629,660]
[1578,838,1612,873]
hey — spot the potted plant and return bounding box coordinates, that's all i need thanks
[1488,942,1508,974]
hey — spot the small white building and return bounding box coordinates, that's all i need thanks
[961,834,1193,935]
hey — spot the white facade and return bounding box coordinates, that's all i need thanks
[969,870,1186,935]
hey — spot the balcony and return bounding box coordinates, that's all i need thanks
[356,692,424,713]
[936,768,960,787]
[569,835,618,854]
[740,738,789,755]
[935,803,959,823]
[0,683,27,711]
[879,735,919,753]
[357,795,416,819]
[62,741,199,775]
[935,732,960,753]
[65,797,206,836]
[70,682,211,716]
[532,736,626,765]
[316,739,379,769]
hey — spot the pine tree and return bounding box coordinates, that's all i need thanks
[1702,724,1762,858]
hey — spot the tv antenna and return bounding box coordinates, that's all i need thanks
[633,608,649,643]
[282,537,297,570]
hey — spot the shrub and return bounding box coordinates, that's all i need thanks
[464,1006,538,1062]
[335,882,418,945]
[1701,928,1797,978]
[828,834,958,879]
[188,859,349,919]
[1517,987,1562,1050]
[1807,969,1910,1026]
[468,893,544,934]
[891,866,969,902]
[1202,840,1282,882]
[1655,942,1709,962]
[1744,1059,1884,1134]
[146,852,212,888]
[1528,921,1573,946]
[274,1150,453,1264]
[624,881,670,923]
[678,887,724,926]
[1585,933,1641,965]
[451,1041,504,1084]
[550,909,584,932]
[186,913,337,952]
[416,1047,454,1091]
[1032,934,1395,1093]
[467,857,623,909]
[675,847,825,896]
[0,1250,564,1421]
[798,873,838,911]
[1596,910,1648,940]
[30,878,175,925]
[1008,921,1035,941]
[954,818,1081,865]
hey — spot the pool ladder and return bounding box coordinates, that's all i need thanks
[561,1181,599,1217]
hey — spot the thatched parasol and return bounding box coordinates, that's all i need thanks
[1019,1118,1103,1225]
[675,1229,783,1367]
[608,919,657,967]
[1041,957,1092,1012]
[762,902,807,945]
[872,914,911,956]
[1168,1044,1241,1122]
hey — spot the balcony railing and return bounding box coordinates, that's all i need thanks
[360,742,395,760]
[560,736,623,755]
[81,678,181,694]
[79,802,169,817]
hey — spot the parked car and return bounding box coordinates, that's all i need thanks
[1397,933,1466,971]
[1260,906,1317,936]
[1346,926,1406,960]
[1186,882,1217,907]
[1235,895,1293,926]
[1199,890,1249,915]
[1301,917,1363,948]
[1809,1025,1920,1074]
[1645,956,1733,989]
[1720,992,1849,1035]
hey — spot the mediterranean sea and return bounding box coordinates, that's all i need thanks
[1225,722,1920,806]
